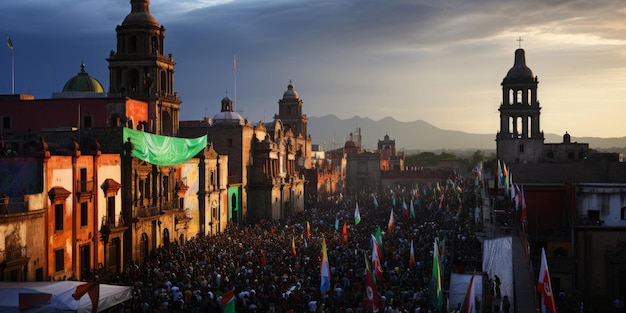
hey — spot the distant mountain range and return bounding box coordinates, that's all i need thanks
[307,115,626,152]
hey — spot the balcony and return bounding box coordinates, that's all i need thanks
[75,180,94,201]
[0,197,28,215]
[102,215,125,228]
[134,205,161,218]
[0,246,28,264]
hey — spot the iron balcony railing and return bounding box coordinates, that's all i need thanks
[0,246,27,263]
[102,214,125,228]
[0,197,28,215]
[76,180,94,194]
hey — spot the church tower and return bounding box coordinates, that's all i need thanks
[496,47,544,164]
[275,82,308,139]
[275,82,312,169]
[107,0,181,136]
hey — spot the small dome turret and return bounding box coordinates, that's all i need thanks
[503,48,535,83]
[282,83,299,100]
[122,0,159,27]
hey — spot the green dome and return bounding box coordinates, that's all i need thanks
[62,62,105,93]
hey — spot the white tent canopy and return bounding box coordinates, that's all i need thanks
[0,281,132,312]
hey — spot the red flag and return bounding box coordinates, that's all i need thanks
[363,254,380,312]
[291,236,297,258]
[305,221,311,239]
[73,280,100,313]
[538,248,558,313]
[341,222,348,245]
[261,249,267,267]
[460,273,476,313]
[221,289,236,313]
[371,234,383,282]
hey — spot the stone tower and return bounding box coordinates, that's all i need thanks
[275,82,312,169]
[496,48,544,164]
[107,0,181,136]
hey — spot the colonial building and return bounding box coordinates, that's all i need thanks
[377,133,404,171]
[493,47,626,310]
[179,84,309,222]
[0,138,122,281]
[0,0,227,281]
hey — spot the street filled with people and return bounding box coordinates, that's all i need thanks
[110,174,484,312]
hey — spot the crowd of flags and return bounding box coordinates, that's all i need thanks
[498,159,528,227]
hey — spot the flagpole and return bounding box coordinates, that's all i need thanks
[11,47,14,94]
[233,54,237,110]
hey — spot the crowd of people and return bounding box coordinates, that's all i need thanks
[107,176,484,312]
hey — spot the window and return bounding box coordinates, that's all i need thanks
[228,138,233,147]
[55,204,64,231]
[55,249,64,272]
[621,207,626,220]
[519,144,524,153]
[1,116,10,130]
[83,115,93,129]
[107,196,116,225]
[80,202,88,227]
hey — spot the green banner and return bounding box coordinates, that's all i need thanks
[123,128,207,166]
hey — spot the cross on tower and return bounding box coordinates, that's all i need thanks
[517,36,523,48]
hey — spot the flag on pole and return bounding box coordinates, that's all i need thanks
[409,240,416,269]
[410,198,416,218]
[354,203,361,225]
[388,209,395,234]
[371,234,384,282]
[261,249,267,267]
[460,273,476,313]
[538,248,558,313]
[497,159,503,187]
[402,199,409,217]
[6,36,13,49]
[363,253,380,312]
[375,226,383,249]
[291,236,297,258]
[221,289,236,313]
[305,221,311,239]
[233,54,236,72]
[335,217,339,230]
[520,185,527,225]
[320,237,331,296]
[372,193,379,208]
[429,240,444,311]
[341,222,348,245]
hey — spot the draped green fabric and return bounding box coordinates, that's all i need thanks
[123,128,207,166]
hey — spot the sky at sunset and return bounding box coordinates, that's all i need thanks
[1,0,625,139]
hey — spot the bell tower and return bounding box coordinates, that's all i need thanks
[107,0,181,136]
[496,47,544,164]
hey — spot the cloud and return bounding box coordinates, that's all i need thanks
[1,0,626,137]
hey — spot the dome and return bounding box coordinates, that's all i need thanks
[122,0,159,27]
[62,62,105,93]
[504,49,534,83]
[282,83,299,99]
[213,96,245,125]
[212,111,245,125]
[344,140,359,149]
